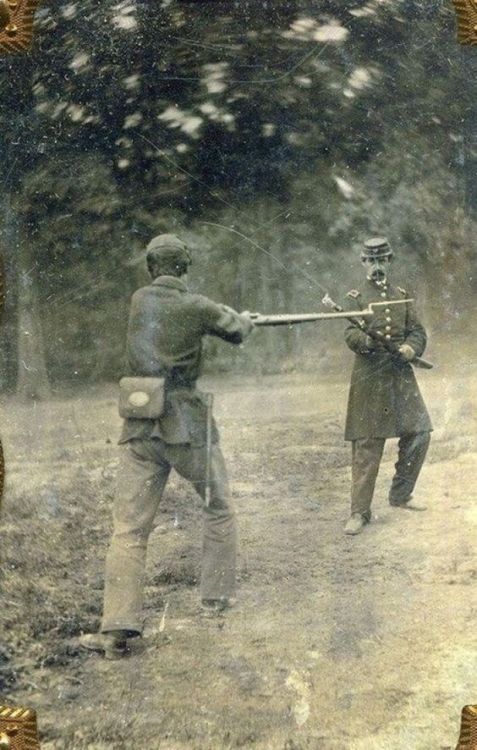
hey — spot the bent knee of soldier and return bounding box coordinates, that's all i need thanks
[206,490,235,514]
[204,507,237,537]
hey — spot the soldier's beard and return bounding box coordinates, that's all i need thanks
[369,268,387,283]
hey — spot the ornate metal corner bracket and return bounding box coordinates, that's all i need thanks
[0,0,40,54]
[0,706,41,749]
[452,0,477,45]
[455,704,477,749]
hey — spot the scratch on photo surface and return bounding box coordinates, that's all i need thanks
[201,222,288,272]
[148,30,349,86]
[159,601,169,633]
[139,134,259,222]
[286,669,311,727]
[202,222,334,299]
[2,158,19,191]
[21,359,37,372]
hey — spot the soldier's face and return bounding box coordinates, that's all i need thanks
[362,256,391,282]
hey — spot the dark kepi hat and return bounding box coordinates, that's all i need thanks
[361,237,393,259]
[146,234,191,267]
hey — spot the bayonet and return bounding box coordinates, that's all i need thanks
[248,306,375,327]
[248,300,411,327]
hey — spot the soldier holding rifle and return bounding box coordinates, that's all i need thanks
[77,233,387,659]
[80,234,254,659]
[341,237,433,536]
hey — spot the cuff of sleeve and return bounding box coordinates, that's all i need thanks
[402,339,422,357]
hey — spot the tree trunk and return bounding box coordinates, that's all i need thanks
[461,49,477,295]
[256,202,277,373]
[0,196,18,391]
[278,219,301,364]
[462,51,477,220]
[15,238,50,400]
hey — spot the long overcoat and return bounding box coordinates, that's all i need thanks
[344,279,432,441]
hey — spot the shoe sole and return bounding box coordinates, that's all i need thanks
[83,645,128,660]
[200,604,230,614]
[390,504,427,511]
[78,637,129,660]
[344,519,369,535]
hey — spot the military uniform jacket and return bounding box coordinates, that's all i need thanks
[344,278,433,441]
[119,276,251,446]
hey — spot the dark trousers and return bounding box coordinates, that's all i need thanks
[101,438,237,635]
[351,432,431,519]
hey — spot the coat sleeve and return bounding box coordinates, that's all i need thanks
[343,290,374,355]
[197,296,254,344]
[344,325,374,355]
[403,302,427,357]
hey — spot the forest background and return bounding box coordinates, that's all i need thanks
[1,0,476,398]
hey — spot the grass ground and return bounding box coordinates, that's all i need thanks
[0,355,476,749]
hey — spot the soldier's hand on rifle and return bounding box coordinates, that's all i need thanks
[365,335,375,350]
[240,310,256,330]
[398,343,416,361]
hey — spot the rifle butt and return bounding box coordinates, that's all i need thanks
[413,357,433,370]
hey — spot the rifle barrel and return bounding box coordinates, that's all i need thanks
[250,310,373,326]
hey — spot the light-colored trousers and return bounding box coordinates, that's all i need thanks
[101,438,237,635]
[351,431,431,519]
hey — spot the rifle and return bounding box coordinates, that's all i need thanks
[321,294,434,370]
[248,307,375,326]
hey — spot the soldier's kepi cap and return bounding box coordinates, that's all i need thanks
[361,237,393,259]
[146,234,192,267]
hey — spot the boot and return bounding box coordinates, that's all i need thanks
[79,630,130,660]
[455,704,477,749]
[389,495,427,511]
[201,597,234,613]
[344,513,369,536]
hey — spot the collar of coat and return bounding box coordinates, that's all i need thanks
[151,275,187,291]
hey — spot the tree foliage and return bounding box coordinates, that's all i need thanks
[0,0,475,390]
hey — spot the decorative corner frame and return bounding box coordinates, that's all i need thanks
[0,258,3,509]
[455,705,477,749]
[452,0,477,45]
[0,0,40,54]
[0,706,41,749]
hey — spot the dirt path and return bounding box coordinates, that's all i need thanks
[1,369,476,749]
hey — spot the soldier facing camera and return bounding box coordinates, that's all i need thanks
[343,237,433,536]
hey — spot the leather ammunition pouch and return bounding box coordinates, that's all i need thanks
[118,377,165,419]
